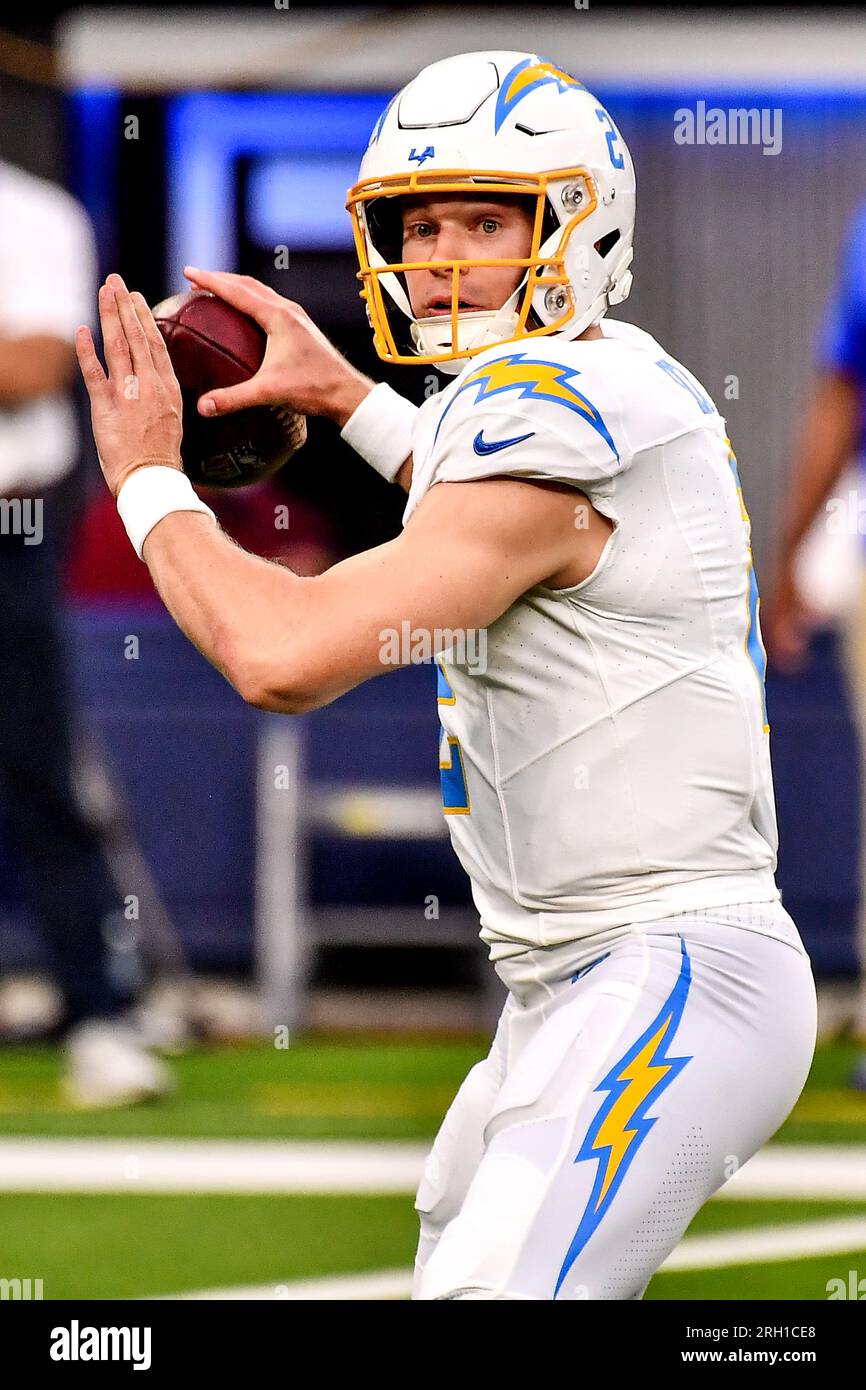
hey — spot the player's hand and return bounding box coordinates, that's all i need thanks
[76,273,183,498]
[762,560,818,673]
[183,266,374,426]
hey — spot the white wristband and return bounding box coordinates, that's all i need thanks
[116,465,218,560]
[340,382,419,482]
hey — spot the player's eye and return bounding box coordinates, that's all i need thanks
[406,221,433,239]
[479,217,501,234]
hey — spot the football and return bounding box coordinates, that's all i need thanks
[151,289,307,488]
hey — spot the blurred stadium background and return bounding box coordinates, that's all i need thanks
[1,1,866,1301]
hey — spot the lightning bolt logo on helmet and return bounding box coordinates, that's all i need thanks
[494,55,585,132]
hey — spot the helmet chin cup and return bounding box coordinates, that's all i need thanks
[409,283,524,371]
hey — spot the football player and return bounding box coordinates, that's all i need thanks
[76,50,817,1300]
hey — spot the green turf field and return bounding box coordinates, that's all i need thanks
[0,1036,863,1299]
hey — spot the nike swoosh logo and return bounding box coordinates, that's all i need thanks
[472,429,536,455]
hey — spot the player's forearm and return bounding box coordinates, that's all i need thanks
[778,372,861,557]
[141,511,322,713]
[328,372,377,429]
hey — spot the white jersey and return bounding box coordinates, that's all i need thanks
[0,161,97,493]
[402,318,780,986]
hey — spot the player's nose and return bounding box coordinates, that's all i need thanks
[429,223,472,266]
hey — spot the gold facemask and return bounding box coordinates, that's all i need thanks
[346,166,599,365]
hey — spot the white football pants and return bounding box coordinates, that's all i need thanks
[412,902,817,1300]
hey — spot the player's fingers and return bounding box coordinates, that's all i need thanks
[235,273,283,302]
[197,375,272,418]
[74,324,110,401]
[98,281,133,382]
[184,265,270,295]
[106,273,154,379]
[130,291,180,394]
[183,265,277,331]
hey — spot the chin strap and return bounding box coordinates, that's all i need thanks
[410,304,521,362]
[408,276,526,367]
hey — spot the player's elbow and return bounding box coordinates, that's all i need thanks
[244,682,326,716]
[228,650,328,715]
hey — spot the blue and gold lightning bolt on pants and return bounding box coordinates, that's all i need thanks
[412,902,817,1300]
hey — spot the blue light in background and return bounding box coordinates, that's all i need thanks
[245,154,360,251]
[165,92,386,289]
[67,85,866,293]
[66,87,123,276]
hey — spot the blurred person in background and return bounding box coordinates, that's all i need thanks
[764,197,866,1091]
[0,157,172,1106]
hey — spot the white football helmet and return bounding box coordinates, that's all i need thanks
[346,50,636,373]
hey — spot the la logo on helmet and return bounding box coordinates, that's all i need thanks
[408,146,436,165]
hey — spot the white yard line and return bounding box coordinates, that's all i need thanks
[0,1138,429,1193]
[718,1146,866,1201]
[1,1137,863,1299]
[660,1215,866,1270]
[169,1216,866,1299]
[0,1139,865,1197]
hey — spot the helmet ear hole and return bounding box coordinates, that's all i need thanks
[594,229,621,260]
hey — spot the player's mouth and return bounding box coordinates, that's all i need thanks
[422,297,484,316]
